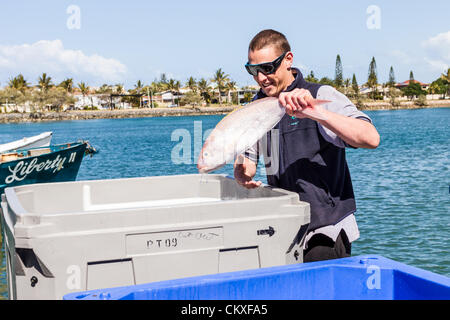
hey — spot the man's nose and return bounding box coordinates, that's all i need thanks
[256,72,268,83]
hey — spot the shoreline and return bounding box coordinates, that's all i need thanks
[357,99,450,111]
[0,100,448,123]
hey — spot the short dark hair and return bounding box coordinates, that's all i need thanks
[248,29,291,55]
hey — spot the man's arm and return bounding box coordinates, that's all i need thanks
[279,87,380,149]
[316,110,379,149]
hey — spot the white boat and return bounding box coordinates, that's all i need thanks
[0,132,53,153]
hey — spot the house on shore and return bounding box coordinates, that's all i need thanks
[395,80,429,90]
[358,79,446,100]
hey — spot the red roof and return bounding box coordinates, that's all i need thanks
[396,80,429,87]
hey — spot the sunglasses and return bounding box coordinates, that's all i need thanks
[245,52,287,76]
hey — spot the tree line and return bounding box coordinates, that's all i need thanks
[305,55,450,104]
[1,58,449,112]
[0,68,256,112]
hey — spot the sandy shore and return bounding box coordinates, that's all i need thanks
[0,100,448,123]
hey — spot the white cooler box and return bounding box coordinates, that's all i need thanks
[0,174,310,300]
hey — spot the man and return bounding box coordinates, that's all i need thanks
[234,29,380,262]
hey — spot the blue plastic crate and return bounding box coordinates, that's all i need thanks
[63,255,450,300]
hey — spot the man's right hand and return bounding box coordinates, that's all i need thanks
[234,154,262,189]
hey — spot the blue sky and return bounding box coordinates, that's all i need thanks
[0,0,449,88]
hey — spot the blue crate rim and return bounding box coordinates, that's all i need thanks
[63,254,450,300]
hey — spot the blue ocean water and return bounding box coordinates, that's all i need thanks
[1,107,449,299]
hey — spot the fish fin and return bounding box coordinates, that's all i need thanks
[299,98,331,120]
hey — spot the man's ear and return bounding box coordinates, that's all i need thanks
[285,51,293,69]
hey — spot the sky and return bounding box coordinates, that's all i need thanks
[0,0,449,89]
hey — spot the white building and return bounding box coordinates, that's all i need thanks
[73,94,132,110]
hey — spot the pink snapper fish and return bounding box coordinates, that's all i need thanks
[197,96,330,173]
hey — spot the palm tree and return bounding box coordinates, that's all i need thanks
[58,78,73,93]
[212,68,230,104]
[78,82,90,107]
[343,78,351,95]
[166,79,177,105]
[197,78,211,104]
[243,91,253,103]
[226,81,237,104]
[38,73,53,92]
[9,74,29,93]
[186,76,197,93]
[115,84,124,94]
[97,84,112,94]
[174,80,181,106]
[149,81,162,95]
[135,80,144,93]
[133,81,145,108]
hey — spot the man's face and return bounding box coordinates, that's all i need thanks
[248,46,293,97]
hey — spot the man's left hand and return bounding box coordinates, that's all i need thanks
[279,88,325,120]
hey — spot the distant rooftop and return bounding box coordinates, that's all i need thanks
[396,80,429,87]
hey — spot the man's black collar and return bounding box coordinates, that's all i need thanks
[284,68,306,92]
[256,67,306,99]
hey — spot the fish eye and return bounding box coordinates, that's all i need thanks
[203,152,209,157]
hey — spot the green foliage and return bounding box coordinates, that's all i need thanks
[415,94,428,106]
[9,74,29,93]
[367,57,378,99]
[186,77,197,93]
[134,80,144,93]
[243,92,253,103]
[159,73,167,84]
[197,78,212,104]
[78,82,89,95]
[44,87,74,111]
[82,105,98,110]
[440,68,450,97]
[318,77,335,86]
[351,74,359,96]
[305,71,318,83]
[2,62,448,116]
[388,66,396,86]
[0,87,29,112]
[226,81,237,104]
[354,94,366,109]
[180,91,203,107]
[212,68,230,104]
[387,87,401,108]
[58,78,74,93]
[428,78,448,97]
[334,54,343,88]
[38,73,53,92]
[401,82,426,100]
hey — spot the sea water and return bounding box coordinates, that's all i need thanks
[0,107,449,299]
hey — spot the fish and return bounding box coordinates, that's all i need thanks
[197,96,330,173]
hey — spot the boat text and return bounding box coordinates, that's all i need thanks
[5,152,77,184]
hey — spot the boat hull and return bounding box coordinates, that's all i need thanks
[0,142,88,193]
[0,132,53,153]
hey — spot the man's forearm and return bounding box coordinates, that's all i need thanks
[317,109,380,149]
